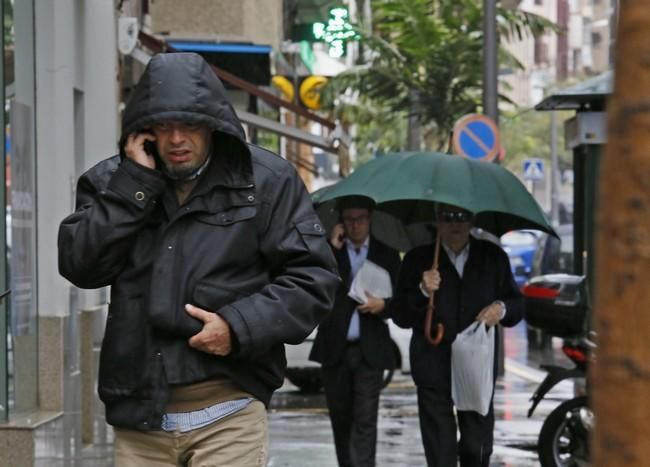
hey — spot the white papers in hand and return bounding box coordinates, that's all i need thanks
[348,260,393,304]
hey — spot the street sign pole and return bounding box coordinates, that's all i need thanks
[483,0,498,127]
[550,111,559,225]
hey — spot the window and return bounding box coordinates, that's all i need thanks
[592,32,603,46]
[534,37,549,64]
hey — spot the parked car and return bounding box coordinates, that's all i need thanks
[501,230,543,287]
[284,321,411,393]
[531,223,574,276]
[526,223,575,349]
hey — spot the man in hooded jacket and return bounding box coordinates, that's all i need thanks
[58,52,339,466]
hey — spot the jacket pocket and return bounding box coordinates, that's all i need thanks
[99,297,155,399]
[181,205,258,261]
[294,217,327,251]
[194,206,256,226]
[149,281,244,339]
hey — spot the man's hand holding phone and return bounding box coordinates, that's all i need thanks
[125,131,157,170]
[329,224,346,250]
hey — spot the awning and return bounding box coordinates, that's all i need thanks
[168,42,272,54]
[535,71,612,112]
[168,40,272,86]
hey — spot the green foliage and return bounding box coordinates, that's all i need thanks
[323,94,408,166]
[500,109,573,174]
[347,99,409,167]
[322,0,556,149]
[254,109,281,154]
[256,130,280,154]
[4,0,13,47]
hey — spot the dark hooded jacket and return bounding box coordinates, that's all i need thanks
[58,53,339,430]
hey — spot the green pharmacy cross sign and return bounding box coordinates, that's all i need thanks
[312,7,359,58]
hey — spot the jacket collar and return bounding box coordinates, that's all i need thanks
[185,142,255,203]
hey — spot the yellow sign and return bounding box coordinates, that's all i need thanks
[299,76,328,110]
[271,75,294,102]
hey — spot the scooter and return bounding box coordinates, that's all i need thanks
[523,274,593,467]
[527,336,594,467]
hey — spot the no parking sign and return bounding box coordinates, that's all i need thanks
[452,114,500,162]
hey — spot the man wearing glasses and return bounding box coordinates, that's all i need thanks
[310,196,401,467]
[390,203,524,467]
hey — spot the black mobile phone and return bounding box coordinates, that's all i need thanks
[143,139,158,158]
[139,129,157,156]
[140,131,162,170]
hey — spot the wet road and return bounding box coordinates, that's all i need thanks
[267,324,574,466]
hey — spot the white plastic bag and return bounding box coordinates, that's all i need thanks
[451,321,495,416]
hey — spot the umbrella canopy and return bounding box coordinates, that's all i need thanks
[311,185,434,252]
[317,151,556,237]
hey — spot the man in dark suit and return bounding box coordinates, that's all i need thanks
[310,196,401,467]
[390,203,524,467]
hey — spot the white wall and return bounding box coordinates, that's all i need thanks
[150,0,283,49]
[84,0,119,168]
[34,0,118,317]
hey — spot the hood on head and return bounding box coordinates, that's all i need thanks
[119,52,248,160]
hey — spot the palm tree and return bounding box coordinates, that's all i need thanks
[323,0,555,151]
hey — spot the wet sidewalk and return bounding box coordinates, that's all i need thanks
[268,321,574,466]
[31,321,572,466]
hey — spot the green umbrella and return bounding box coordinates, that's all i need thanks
[317,151,555,237]
[311,185,435,252]
[316,151,555,346]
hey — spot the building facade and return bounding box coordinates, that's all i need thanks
[3,2,347,464]
[501,0,617,108]
[0,0,297,464]
[0,1,118,465]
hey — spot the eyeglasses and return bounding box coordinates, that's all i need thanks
[438,210,472,223]
[342,214,370,225]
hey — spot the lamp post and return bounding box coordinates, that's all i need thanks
[482,0,506,376]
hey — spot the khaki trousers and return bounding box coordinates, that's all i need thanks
[113,400,268,467]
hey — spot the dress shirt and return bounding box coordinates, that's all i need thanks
[162,398,252,433]
[345,237,369,341]
[442,242,470,278]
[420,241,506,319]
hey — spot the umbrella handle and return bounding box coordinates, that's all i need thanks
[424,232,444,346]
[424,305,445,346]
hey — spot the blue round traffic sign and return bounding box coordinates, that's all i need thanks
[452,114,500,162]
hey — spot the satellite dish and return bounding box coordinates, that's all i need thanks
[118,17,138,55]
